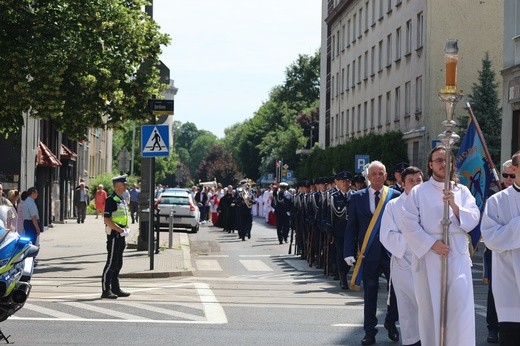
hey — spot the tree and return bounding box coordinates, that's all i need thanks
[0,0,170,138]
[175,122,200,151]
[195,143,242,186]
[189,133,218,179]
[457,52,502,165]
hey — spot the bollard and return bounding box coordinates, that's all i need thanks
[168,209,174,248]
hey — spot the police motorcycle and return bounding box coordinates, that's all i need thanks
[0,227,39,343]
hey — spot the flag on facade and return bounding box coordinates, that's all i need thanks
[455,103,500,252]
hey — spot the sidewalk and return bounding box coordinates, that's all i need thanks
[34,215,193,280]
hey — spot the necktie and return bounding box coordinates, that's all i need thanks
[374,191,380,207]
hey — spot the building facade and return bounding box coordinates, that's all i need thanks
[501,0,520,164]
[320,0,503,170]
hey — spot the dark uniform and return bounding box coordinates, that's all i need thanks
[328,171,354,289]
[235,180,254,241]
[272,182,292,244]
[101,175,131,299]
[389,162,409,193]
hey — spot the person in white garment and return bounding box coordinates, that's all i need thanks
[380,166,423,346]
[262,186,272,222]
[481,150,520,345]
[401,145,480,346]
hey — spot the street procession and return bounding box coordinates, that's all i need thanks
[1,0,519,345]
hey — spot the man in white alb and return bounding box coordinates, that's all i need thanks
[401,146,480,345]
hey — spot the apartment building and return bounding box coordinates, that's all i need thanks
[501,0,520,164]
[319,0,502,169]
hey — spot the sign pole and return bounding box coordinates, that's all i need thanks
[148,97,156,270]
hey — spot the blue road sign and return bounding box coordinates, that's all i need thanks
[355,155,370,173]
[141,124,170,157]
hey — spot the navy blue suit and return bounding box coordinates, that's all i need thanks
[344,187,400,337]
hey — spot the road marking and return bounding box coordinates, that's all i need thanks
[238,254,272,258]
[239,260,273,271]
[12,282,227,324]
[196,260,222,271]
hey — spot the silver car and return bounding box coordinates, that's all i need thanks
[155,188,200,233]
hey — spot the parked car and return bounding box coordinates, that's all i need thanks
[155,188,200,233]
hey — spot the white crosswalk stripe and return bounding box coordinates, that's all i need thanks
[196,259,222,271]
[239,260,273,271]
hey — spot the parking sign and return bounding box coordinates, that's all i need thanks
[355,155,370,173]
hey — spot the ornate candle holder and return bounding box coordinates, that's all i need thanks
[437,38,463,346]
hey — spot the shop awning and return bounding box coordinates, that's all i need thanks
[37,142,61,167]
[60,144,77,161]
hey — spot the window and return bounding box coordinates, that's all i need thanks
[387,0,392,13]
[351,107,356,133]
[417,12,424,49]
[341,24,346,51]
[371,0,376,26]
[379,0,384,19]
[331,115,335,141]
[358,56,362,84]
[364,51,368,80]
[395,86,401,121]
[377,95,382,126]
[332,35,335,59]
[378,40,383,71]
[347,19,351,46]
[406,20,412,55]
[370,98,375,128]
[359,9,363,38]
[353,14,357,42]
[415,76,423,112]
[357,104,362,132]
[340,111,344,138]
[364,101,368,130]
[335,114,339,140]
[336,30,340,56]
[346,109,350,136]
[341,68,345,92]
[370,45,375,75]
[346,64,350,90]
[395,27,401,61]
[352,60,356,87]
[331,76,335,99]
[365,2,369,32]
[405,81,411,116]
[396,0,402,6]
[386,34,392,67]
[336,72,340,97]
[386,91,391,124]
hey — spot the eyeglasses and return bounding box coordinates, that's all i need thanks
[502,173,516,179]
[431,158,446,164]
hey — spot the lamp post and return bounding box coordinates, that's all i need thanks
[437,38,463,346]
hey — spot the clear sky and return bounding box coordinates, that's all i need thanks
[152,1,322,138]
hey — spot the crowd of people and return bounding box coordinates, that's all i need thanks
[205,146,520,345]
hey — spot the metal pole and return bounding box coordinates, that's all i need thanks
[437,91,462,346]
[169,209,174,248]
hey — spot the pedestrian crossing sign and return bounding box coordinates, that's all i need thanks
[141,124,170,157]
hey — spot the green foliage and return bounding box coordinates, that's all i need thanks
[0,0,170,139]
[297,132,408,179]
[457,52,502,166]
[112,120,141,174]
[196,143,242,186]
[88,171,140,198]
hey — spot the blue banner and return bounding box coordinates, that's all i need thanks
[455,118,499,250]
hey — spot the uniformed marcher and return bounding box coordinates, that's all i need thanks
[235,179,254,241]
[328,171,354,289]
[389,162,409,193]
[272,182,292,244]
[101,175,131,299]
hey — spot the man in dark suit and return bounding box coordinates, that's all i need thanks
[344,161,401,345]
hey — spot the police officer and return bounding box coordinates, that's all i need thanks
[329,171,353,289]
[101,175,131,299]
[389,162,409,193]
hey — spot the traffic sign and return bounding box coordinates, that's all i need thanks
[355,155,370,173]
[149,99,174,116]
[141,124,170,157]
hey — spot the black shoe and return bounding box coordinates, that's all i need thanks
[101,291,118,299]
[77,220,80,224]
[248,233,251,239]
[284,238,288,243]
[487,330,499,344]
[384,320,399,342]
[241,237,245,241]
[113,290,131,297]
[361,334,376,345]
